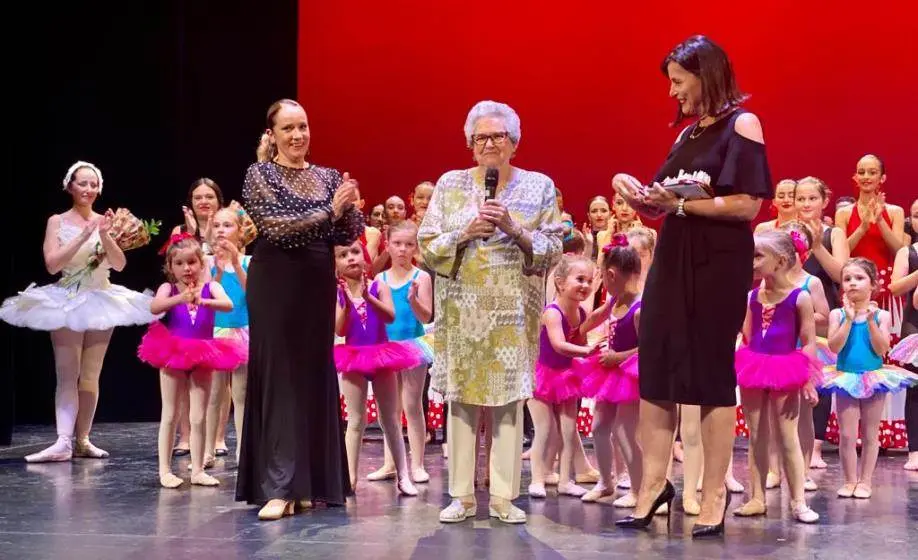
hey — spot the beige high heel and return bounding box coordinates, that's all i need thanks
[258,499,295,521]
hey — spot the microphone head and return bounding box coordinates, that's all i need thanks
[484,167,499,199]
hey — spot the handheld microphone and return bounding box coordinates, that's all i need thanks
[484,167,499,200]
[482,168,499,241]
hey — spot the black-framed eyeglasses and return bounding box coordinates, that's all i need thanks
[471,132,510,146]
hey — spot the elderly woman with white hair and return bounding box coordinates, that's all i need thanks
[419,100,562,524]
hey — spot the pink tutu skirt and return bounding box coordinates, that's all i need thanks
[138,322,247,371]
[735,347,822,391]
[574,353,640,403]
[889,334,918,367]
[334,341,425,378]
[533,362,582,403]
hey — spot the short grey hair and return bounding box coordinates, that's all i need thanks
[463,100,521,146]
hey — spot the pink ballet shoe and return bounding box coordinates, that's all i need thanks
[397,477,418,496]
[25,437,72,463]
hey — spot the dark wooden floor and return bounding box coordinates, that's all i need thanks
[0,423,915,559]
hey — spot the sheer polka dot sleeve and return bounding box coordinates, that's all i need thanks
[242,162,363,249]
[323,168,364,247]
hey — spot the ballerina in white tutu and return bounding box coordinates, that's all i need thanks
[0,161,159,462]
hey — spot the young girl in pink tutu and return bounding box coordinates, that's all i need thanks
[576,234,643,507]
[778,221,833,491]
[138,234,246,488]
[732,229,820,523]
[823,258,918,498]
[528,254,598,498]
[333,240,421,496]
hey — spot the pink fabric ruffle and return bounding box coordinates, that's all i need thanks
[138,322,247,371]
[735,346,822,391]
[533,362,582,403]
[334,341,425,377]
[575,353,640,403]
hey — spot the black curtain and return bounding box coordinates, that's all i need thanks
[1,0,297,443]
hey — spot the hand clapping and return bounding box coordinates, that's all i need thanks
[407,279,420,303]
[98,209,114,235]
[182,206,197,235]
[333,172,359,219]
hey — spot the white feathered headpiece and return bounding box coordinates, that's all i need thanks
[62,160,104,193]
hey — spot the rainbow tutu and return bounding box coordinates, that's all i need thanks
[138,322,247,371]
[889,334,918,367]
[820,364,918,399]
[574,353,640,403]
[813,336,837,367]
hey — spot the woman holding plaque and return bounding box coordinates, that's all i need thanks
[610,35,773,538]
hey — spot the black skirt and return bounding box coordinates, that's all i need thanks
[638,215,753,407]
[235,241,351,506]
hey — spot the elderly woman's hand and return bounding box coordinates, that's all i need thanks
[479,200,520,236]
[462,217,497,242]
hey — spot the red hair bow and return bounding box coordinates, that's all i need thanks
[158,232,195,255]
[789,230,809,262]
[602,233,629,253]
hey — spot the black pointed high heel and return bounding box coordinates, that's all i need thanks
[615,480,675,529]
[692,485,731,539]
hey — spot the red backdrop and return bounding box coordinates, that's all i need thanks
[298,1,916,225]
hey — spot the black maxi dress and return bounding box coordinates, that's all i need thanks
[236,161,363,506]
[638,109,773,407]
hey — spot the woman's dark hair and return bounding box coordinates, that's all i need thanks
[661,35,749,126]
[186,178,224,212]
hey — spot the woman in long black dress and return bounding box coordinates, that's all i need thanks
[611,36,773,537]
[236,99,363,520]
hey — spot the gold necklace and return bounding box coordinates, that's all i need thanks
[688,123,707,140]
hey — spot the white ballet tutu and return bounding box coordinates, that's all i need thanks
[0,281,158,332]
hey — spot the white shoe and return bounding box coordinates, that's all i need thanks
[791,502,819,524]
[558,482,587,497]
[528,483,547,499]
[25,437,72,463]
[439,499,477,523]
[612,492,637,508]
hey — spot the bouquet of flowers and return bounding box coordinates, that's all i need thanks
[110,208,162,251]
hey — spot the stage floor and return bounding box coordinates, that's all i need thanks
[0,423,915,559]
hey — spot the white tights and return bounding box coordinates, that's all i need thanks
[26,328,113,462]
[158,369,212,477]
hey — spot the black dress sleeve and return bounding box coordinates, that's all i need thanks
[717,132,773,200]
